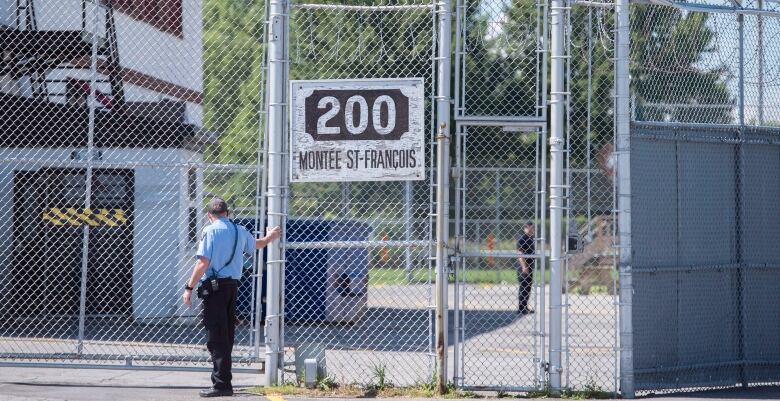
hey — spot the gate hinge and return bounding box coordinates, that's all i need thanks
[270,15,282,40]
[541,361,551,372]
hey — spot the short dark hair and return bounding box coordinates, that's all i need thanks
[523,222,534,228]
[207,197,229,215]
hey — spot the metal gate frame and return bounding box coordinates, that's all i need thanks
[451,0,550,390]
[453,122,548,391]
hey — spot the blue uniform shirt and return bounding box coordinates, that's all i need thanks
[196,217,255,280]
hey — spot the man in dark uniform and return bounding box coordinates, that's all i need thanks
[517,222,536,315]
[182,198,281,398]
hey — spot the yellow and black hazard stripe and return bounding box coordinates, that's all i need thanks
[42,208,129,227]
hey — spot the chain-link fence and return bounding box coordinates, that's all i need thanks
[627,0,780,393]
[1,0,779,397]
[280,0,437,387]
[0,0,266,370]
[565,0,619,393]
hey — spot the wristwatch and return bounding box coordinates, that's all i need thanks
[185,284,194,291]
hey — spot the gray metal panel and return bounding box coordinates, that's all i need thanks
[631,138,678,268]
[631,136,680,389]
[743,266,780,382]
[631,126,745,391]
[742,145,780,265]
[741,144,780,384]
[677,142,737,266]
[677,268,739,366]
[632,271,678,372]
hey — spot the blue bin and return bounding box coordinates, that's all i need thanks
[285,219,371,323]
[233,218,370,324]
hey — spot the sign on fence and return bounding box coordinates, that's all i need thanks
[290,79,425,182]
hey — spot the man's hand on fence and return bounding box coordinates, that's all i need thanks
[256,226,282,249]
[266,226,282,242]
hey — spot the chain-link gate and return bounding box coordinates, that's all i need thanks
[452,0,548,391]
[454,124,547,390]
[0,0,267,371]
[274,0,439,387]
[4,0,778,396]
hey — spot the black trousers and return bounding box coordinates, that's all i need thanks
[517,262,534,311]
[201,279,238,390]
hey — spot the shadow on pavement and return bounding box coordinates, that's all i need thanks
[285,307,529,352]
[1,307,528,353]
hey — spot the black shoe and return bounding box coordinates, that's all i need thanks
[521,308,535,315]
[199,387,234,398]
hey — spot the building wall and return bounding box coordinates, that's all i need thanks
[0,0,203,126]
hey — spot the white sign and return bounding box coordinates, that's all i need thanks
[290,79,425,183]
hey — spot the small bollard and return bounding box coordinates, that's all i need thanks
[304,358,318,388]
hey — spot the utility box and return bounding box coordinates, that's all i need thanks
[285,219,371,323]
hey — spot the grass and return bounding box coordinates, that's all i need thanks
[368,268,551,286]
[246,383,615,399]
[246,382,482,399]
[371,363,390,391]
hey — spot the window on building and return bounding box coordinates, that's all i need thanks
[188,206,198,244]
[187,167,197,201]
[113,0,183,37]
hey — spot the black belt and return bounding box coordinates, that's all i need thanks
[215,278,239,284]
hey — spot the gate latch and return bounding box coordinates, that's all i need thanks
[541,361,551,372]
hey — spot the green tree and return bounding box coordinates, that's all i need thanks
[630,5,733,124]
[566,3,733,158]
[202,0,265,210]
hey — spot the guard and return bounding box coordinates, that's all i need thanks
[182,197,281,398]
[517,222,536,315]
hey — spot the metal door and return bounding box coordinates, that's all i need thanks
[10,169,133,316]
[453,124,547,391]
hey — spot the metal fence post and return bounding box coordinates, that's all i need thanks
[435,0,452,393]
[77,2,100,357]
[405,182,413,283]
[264,0,288,386]
[758,0,764,126]
[736,9,747,389]
[614,0,633,396]
[549,0,566,392]
[253,0,272,363]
